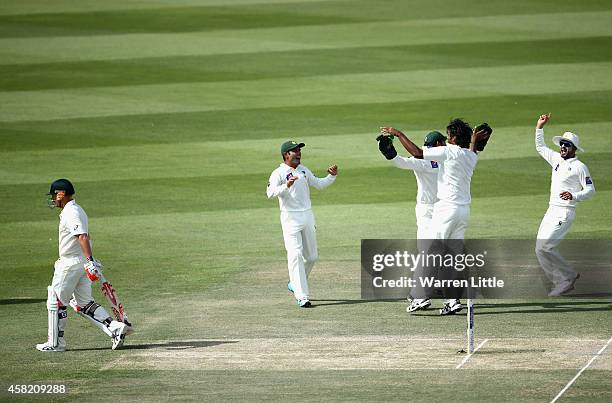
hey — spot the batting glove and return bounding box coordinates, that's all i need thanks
[84,257,103,281]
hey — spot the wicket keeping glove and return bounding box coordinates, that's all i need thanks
[84,257,103,281]
[474,122,493,152]
[376,134,397,160]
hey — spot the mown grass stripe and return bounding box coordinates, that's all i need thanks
[1,62,612,122]
[1,155,609,224]
[2,122,612,185]
[1,91,611,152]
[2,0,610,38]
[0,3,372,39]
[0,0,332,17]
[1,11,611,65]
[2,37,612,92]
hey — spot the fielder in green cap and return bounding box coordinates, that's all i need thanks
[267,140,338,308]
[376,127,445,313]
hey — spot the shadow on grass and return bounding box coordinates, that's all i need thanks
[312,298,405,307]
[469,300,612,315]
[69,340,238,352]
[313,298,612,315]
[0,298,45,305]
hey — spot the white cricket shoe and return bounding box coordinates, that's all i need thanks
[548,274,580,297]
[406,298,431,313]
[439,299,462,315]
[109,321,128,350]
[36,339,66,352]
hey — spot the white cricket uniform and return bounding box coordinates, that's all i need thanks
[51,200,93,306]
[534,128,595,285]
[267,163,336,301]
[391,155,439,239]
[423,144,478,240]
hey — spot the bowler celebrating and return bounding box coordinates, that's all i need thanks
[534,113,595,296]
[267,141,338,307]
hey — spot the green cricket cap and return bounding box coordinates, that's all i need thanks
[424,131,447,147]
[280,140,305,154]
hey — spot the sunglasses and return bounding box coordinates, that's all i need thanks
[559,141,574,148]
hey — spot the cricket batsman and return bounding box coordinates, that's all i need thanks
[36,179,129,352]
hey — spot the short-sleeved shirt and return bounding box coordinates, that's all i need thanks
[58,200,89,258]
[423,144,478,206]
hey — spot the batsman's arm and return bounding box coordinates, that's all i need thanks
[77,233,93,260]
[380,127,423,159]
[78,234,103,281]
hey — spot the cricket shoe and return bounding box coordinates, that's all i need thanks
[109,320,128,350]
[287,281,294,295]
[297,298,312,308]
[36,339,66,352]
[439,299,462,315]
[548,274,580,297]
[406,298,431,313]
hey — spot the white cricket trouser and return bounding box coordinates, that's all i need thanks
[280,209,318,301]
[430,201,470,240]
[51,256,93,306]
[415,203,434,240]
[535,205,577,285]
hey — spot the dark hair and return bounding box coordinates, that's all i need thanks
[446,118,472,148]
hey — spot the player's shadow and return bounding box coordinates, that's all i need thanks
[0,298,45,305]
[312,298,405,307]
[70,340,238,352]
[472,300,612,315]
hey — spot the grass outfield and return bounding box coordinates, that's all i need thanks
[1,0,611,401]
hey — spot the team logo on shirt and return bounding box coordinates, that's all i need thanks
[586,176,593,184]
[430,161,439,168]
[286,173,294,180]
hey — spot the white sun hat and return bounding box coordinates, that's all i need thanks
[552,131,584,152]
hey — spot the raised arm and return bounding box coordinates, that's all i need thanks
[391,155,438,172]
[380,127,424,159]
[535,113,557,166]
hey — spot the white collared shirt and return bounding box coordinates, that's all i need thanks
[423,144,478,205]
[391,155,439,205]
[267,163,336,211]
[58,200,89,258]
[535,128,595,207]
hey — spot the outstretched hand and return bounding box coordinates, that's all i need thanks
[379,127,402,138]
[327,165,338,176]
[536,113,551,129]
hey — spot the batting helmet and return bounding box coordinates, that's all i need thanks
[49,179,75,195]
